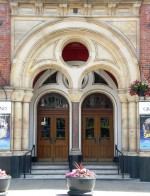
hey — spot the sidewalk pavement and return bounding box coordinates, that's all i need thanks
[7,179,150,196]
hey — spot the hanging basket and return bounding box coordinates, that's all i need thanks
[137,89,145,97]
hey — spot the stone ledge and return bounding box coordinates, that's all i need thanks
[9,1,142,16]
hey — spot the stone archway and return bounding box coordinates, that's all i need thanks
[11,18,140,89]
[10,18,140,158]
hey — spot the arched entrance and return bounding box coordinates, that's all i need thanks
[82,93,114,161]
[37,93,69,161]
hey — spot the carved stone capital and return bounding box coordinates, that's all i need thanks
[108,3,117,8]
[126,94,138,102]
[23,89,33,103]
[132,3,141,15]
[68,89,83,102]
[84,4,92,15]
[59,4,68,15]
[35,2,43,15]
[118,93,127,102]
[10,2,18,15]
[84,4,92,8]
[11,89,25,102]
[59,4,67,8]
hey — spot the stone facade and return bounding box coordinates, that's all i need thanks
[0,0,150,181]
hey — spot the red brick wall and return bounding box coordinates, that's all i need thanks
[0,2,11,86]
[140,4,150,80]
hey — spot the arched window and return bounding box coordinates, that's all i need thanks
[82,93,112,109]
[38,93,69,109]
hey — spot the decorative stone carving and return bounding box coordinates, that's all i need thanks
[84,4,92,15]
[10,2,18,15]
[35,3,43,15]
[59,4,68,16]
[11,89,25,102]
[9,1,142,16]
[23,90,33,103]
[132,3,142,15]
[108,3,116,15]
[68,89,83,102]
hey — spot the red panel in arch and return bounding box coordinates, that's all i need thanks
[62,42,89,62]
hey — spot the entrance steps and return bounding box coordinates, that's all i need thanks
[21,161,131,180]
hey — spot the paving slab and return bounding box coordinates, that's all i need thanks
[6,179,150,196]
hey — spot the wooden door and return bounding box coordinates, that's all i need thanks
[37,114,68,161]
[97,115,113,159]
[82,113,113,161]
[82,115,97,161]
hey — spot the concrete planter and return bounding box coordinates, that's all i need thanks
[0,176,11,194]
[66,177,96,195]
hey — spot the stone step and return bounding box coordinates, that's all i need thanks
[21,161,130,180]
[31,168,119,175]
[32,165,69,170]
[21,173,130,180]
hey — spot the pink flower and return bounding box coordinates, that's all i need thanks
[129,79,150,96]
[65,162,96,178]
[0,169,8,179]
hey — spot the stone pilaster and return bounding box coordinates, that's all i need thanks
[118,93,128,152]
[11,89,25,150]
[127,95,138,152]
[68,91,83,169]
[71,102,79,150]
[22,90,33,150]
[68,89,83,152]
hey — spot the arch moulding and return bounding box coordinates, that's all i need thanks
[11,18,140,90]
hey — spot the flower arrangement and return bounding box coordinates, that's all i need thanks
[0,169,9,179]
[66,162,96,178]
[129,79,150,96]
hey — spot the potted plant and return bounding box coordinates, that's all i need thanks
[0,169,11,194]
[129,79,150,96]
[66,162,96,195]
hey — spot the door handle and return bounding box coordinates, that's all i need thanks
[54,137,56,143]
[94,137,101,144]
[95,138,99,144]
[49,138,52,143]
[98,137,101,143]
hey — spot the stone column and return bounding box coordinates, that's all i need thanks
[12,89,25,151]
[68,90,82,169]
[118,93,128,151]
[22,90,33,150]
[127,96,137,152]
[72,102,79,150]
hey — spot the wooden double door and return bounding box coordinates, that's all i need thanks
[82,111,113,161]
[37,111,69,161]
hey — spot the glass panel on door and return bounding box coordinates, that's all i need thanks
[85,117,94,140]
[40,117,51,140]
[100,117,110,140]
[56,118,65,140]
